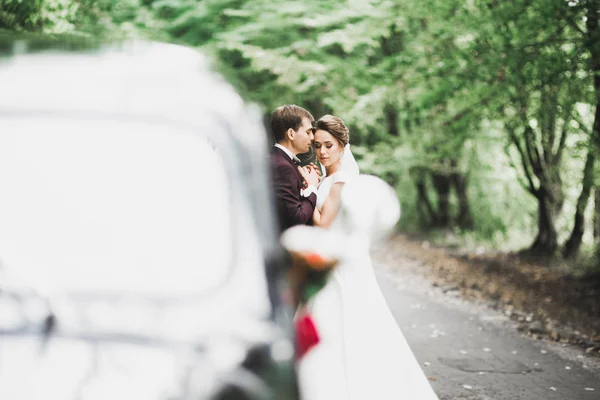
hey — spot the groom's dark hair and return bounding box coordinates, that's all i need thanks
[271,105,314,143]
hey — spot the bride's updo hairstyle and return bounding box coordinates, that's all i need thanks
[314,115,349,147]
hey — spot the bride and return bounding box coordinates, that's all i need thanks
[296,115,439,399]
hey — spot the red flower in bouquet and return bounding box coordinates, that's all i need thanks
[295,312,320,358]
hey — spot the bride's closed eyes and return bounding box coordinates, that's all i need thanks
[314,142,334,149]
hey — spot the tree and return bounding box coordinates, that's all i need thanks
[563,0,600,258]
[8,0,600,258]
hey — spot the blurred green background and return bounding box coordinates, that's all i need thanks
[2,0,599,266]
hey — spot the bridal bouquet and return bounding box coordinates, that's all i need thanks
[280,225,343,307]
[287,250,338,305]
[286,248,338,358]
[281,226,345,357]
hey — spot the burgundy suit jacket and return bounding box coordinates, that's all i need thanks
[270,146,317,233]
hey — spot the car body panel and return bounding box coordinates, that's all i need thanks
[0,38,297,399]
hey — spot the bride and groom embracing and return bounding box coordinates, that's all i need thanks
[269,105,439,399]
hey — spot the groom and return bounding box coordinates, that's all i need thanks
[270,105,320,233]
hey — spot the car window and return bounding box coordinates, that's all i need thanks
[0,117,232,297]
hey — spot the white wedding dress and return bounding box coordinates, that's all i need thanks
[297,168,439,399]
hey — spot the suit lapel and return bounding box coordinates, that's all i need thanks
[273,147,302,182]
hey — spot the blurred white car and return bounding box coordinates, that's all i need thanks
[0,36,298,400]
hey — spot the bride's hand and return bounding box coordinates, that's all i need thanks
[308,163,321,177]
[298,166,320,187]
[308,163,322,184]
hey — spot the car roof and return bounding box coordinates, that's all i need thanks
[0,37,239,130]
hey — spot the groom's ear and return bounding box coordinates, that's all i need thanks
[286,128,295,141]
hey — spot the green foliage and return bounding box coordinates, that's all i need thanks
[0,0,78,33]
[3,0,600,257]
[0,0,45,31]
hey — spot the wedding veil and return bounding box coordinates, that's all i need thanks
[341,143,359,176]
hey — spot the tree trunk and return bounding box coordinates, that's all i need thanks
[415,173,437,228]
[594,186,600,244]
[594,187,600,263]
[530,188,559,255]
[431,172,452,228]
[585,0,600,257]
[563,150,596,258]
[384,103,399,137]
[413,167,437,227]
[506,89,566,256]
[404,100,412,133]
[451,171,474,229]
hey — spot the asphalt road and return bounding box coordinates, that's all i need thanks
[371,244,600,400]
